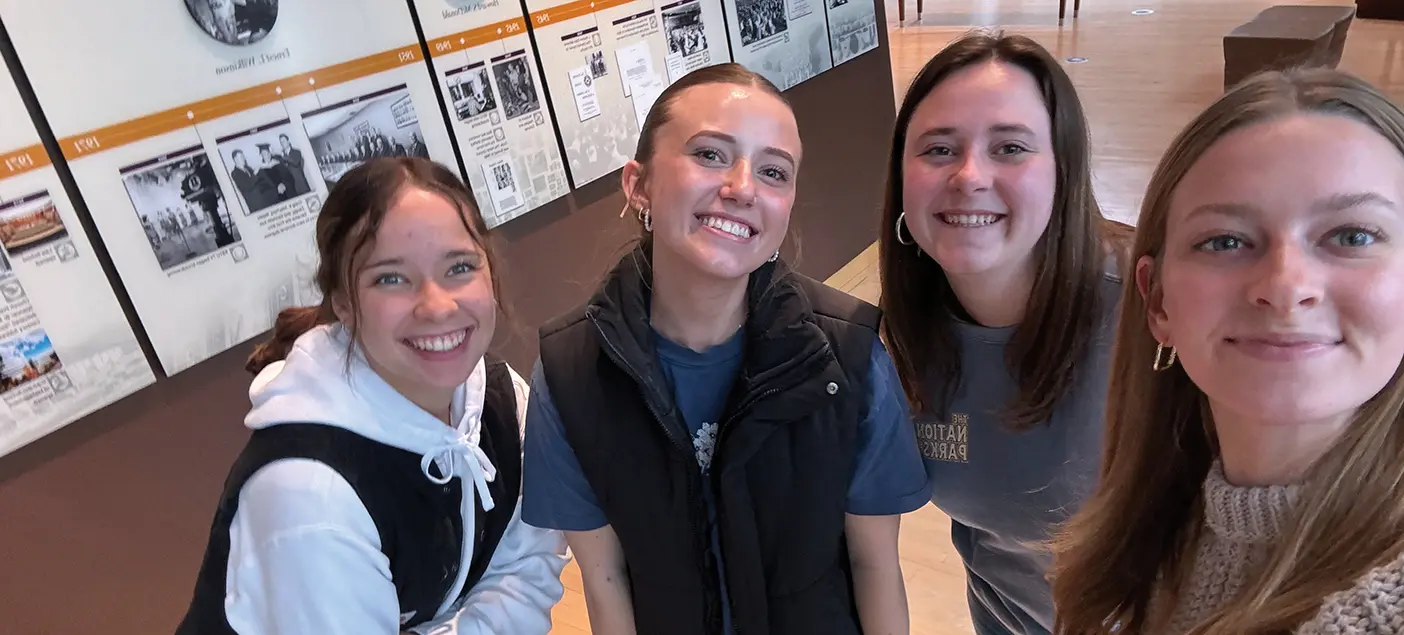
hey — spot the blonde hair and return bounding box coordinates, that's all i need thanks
[1049,66,1404,635]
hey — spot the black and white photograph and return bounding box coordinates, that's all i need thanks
[588,50,607,78]
[738,0,788,46]
[120,147,243,271]
[300,85,431,189]
[184,0,279,47]
[216,119,315,215]
[0,329,62,396]
[446,64,498,122]
[0,191,71,257]
[664,3,708,56]
[491,53,543,120]
[492,162,515,193]
[829,0,848,7]
[0,245,12,279]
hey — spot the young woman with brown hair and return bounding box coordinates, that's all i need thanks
[521,63,931,635]
[176,157,568,634]
[1050,66,1404,635]
[877,31,1131,635]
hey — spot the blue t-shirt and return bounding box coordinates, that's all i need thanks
[522,330,931,632]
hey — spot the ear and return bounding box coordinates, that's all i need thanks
[619,160,650,213]
[1135,254,1171,346]
[330,290,354,328]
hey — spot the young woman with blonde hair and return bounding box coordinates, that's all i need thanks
[1050,67,1404,634]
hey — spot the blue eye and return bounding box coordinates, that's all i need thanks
[693,148,724,163]
[760,166,789,182]
[373,273,406,286]
[1329,227,1380,248]
[1196,235,1246,252]
[448,260,478,276]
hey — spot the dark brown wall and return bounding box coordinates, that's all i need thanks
[0,18,895,635]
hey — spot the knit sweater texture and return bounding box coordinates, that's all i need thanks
[1160,461,1404,634]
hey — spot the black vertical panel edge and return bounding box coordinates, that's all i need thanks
[403,0,474,183]
[519,0,580,190]
[0,15,164,378]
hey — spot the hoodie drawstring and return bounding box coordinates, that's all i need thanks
[419,433,498,512]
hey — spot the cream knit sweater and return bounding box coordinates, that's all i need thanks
[1159,461,1404,634]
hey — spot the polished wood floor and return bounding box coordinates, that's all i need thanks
[547,2,1404,632]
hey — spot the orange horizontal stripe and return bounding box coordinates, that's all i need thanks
[0,144,53,179]
[529,0,635,28]
[427,18,529,57]
[57,45,423,160]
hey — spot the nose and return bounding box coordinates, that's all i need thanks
[720,160,756,207]
[1248,242,1323,313]
[414,281,458,321]
[949,152,992,195]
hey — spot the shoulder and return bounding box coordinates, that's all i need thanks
[787,271,881,332]
[235,457,380,548]
[538,300,592,343]
[1298,550,1404,634]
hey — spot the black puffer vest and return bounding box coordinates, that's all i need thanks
[537,248,879,635]
[174,357,522,634]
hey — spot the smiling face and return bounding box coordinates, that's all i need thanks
[1143,112,1404,430]
[901,60,1057,282]
[626,81,801,281]
[334,186,495,414]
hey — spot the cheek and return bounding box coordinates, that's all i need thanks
[901,163,944,229]
[1340,265,1404,349]
[1158,264,1231,342]
[352,293,406,346]
[998,162,1056,223]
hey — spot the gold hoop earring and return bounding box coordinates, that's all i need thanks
[1152,343,1177,371]
[637,207,652,232]
[895,211,915,246]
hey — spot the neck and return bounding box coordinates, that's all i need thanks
[945,259,1036,328]
[649,248,748,352]
[1211,404,1351,486]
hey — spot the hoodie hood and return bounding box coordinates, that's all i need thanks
[245,323,499,511]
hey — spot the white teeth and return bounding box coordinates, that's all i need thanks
[943,213,1001,227]
[408,329,466,352]
[701,215,753,239]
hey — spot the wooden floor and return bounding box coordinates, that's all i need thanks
[547,2,1404,632]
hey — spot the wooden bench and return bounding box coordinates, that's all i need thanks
[1223,5,1356,90]
[1357,0,1404,22]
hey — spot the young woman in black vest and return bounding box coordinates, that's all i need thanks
[176,157,569,634]
[520,63,932,634]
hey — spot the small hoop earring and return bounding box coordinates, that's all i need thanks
[1152,343,1177,371]
[895,212,915,246]
[768,249,779,263]
[637,207,652,232]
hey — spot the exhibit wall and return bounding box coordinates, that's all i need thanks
[0,0,897,631]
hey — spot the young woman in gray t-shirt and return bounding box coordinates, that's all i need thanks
[876,30,1131,635]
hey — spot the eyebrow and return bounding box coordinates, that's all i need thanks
[362,249,480,270]
[915,123,1037,138]
[691,130,798,166]
[1186,192,1397,221]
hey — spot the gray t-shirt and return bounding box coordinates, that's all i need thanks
[916,269,1121,635]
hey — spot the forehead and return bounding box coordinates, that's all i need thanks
[661,83,800,151]
[908,61,1050,134]
[367,187,477,253]
[1170,113,1404,219]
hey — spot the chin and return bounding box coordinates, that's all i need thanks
[684,246,765,280]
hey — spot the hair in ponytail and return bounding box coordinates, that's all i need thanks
[244,156,499,375]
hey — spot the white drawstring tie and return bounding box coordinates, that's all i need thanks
[419,427,498,512]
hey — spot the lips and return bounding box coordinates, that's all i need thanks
[1225,332,1342,361]
[937,211,1005,227]
[698,213,757,241]
[405,328,469,353]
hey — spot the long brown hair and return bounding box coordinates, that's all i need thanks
[878,30,1131,430]
[1050,67,1404,634]
[245,157,502,374]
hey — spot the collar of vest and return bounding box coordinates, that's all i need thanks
[581,245,847,442]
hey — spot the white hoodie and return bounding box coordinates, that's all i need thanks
[222,323,569,635]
